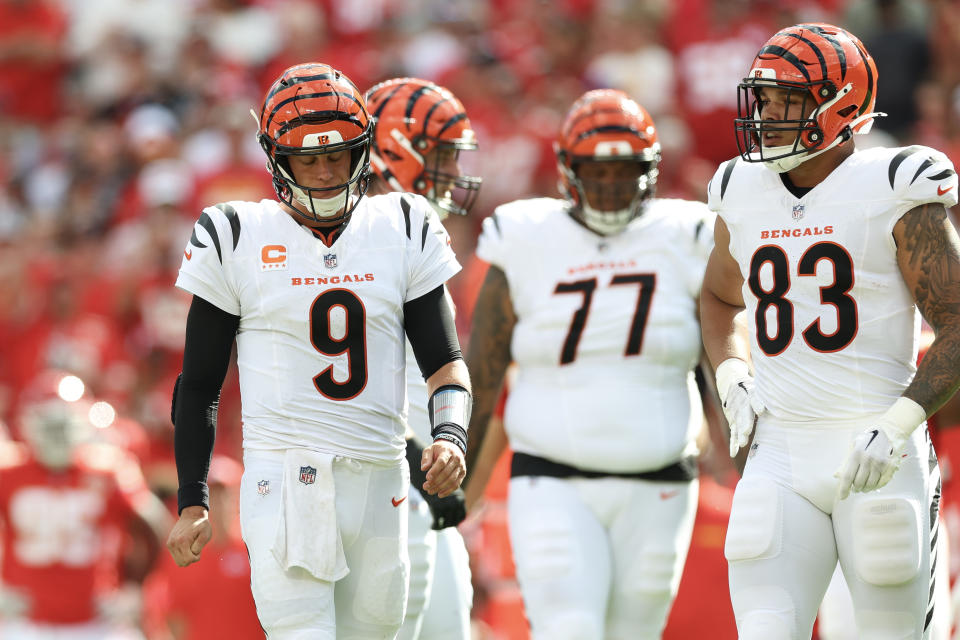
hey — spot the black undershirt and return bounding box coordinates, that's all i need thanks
[780,173,813,199]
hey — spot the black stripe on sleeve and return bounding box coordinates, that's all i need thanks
[215,203,242,250]
[401,195,412,239]
[888,147,922,189]
[720,160,736,201]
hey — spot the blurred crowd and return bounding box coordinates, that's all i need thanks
[0,0,958,638]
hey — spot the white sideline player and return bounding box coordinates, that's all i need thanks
[165,63,473,640]
[701,23,960,640]
[364,76,482,640]
[464,89,715,640]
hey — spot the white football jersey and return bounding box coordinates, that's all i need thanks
[176,193,460,462]
[477,197,715,472]
[708,145,959,423]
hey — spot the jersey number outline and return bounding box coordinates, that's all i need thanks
[309,288,368,400]
[748,241,858,356]
[554,273,656,365]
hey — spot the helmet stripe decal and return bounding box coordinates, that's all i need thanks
[783,33,828,82]
[424,97,454,133]
[758,45,811,82]
[265,72,336,104]
[851,41,875,116]
[574,124,642,143]
[267,91,365,134]
[436,111,466,137]
[800,25,847,80]
[405,85,434,122]
[370,83,406,119]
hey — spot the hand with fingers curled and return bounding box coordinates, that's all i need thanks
[420,439,466,499]
[166,505,212,567]
[715,358,766,457]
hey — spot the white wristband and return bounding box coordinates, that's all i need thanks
[715,358,751,402]
[877,397,927,446]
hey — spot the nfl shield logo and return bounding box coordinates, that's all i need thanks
[257,480,270,495]
[792,204,805,220]
[323,253,337,269]
[299,466,317,485]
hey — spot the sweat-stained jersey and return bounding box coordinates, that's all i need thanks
[477,197,715,473]
[708,145,959,423]
[176,193,460,462]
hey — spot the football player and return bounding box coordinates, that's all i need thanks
[463,89,715,639]
[0,371,169,640]
[701,23,960,639]
[164,63,472,639]
[364,77,481,640]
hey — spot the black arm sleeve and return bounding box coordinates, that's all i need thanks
[174,295,240,514]
[403,284,462,380]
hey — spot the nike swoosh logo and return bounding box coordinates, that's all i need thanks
[659,490,679,500]
[391,496,406,507]
[938,185,953,196]
[865,429,879,448]
[184,248,193,260]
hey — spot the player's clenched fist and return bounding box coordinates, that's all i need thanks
[166,505,212,567]
[421,440,465,499]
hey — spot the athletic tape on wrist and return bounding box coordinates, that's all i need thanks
[428,384,472,454]
[878,397,927,444]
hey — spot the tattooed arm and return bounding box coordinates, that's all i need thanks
[894,202,960,415]
[463,265,517,485]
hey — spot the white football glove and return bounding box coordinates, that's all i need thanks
[715,358,766,457]
[835,398,927,501]
[0,584,29,618]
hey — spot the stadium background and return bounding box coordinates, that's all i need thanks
[0,0,957,638]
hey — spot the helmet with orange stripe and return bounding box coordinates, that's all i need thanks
[365,78,482,219]
[735,23,882,173]
[556,89,660,236]
[257,63,372,225]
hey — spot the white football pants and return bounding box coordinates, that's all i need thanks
[240,449,409,640]
[398,489,472,640]
[508,474,697,640]
[727,418,940,640]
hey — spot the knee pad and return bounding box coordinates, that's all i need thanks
[633,547,680,594]
[850,497,921,586]
[530,612,603,640]
[725,479,782,562]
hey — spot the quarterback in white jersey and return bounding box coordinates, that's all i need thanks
[465,89,714,640]
[364,77,482,640]
[165,64,472,640]
[702,24,960,640]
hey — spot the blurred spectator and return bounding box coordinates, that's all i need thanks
[0,0,67,123]
[0,372,169,639]
[850,0,931,140]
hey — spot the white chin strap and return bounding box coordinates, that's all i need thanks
[756,111,885,174]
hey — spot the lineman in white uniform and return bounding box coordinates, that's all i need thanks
[464,89,715,640]
[165,63,473,640]
[364,77,483,640]
[701,23,960,639]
